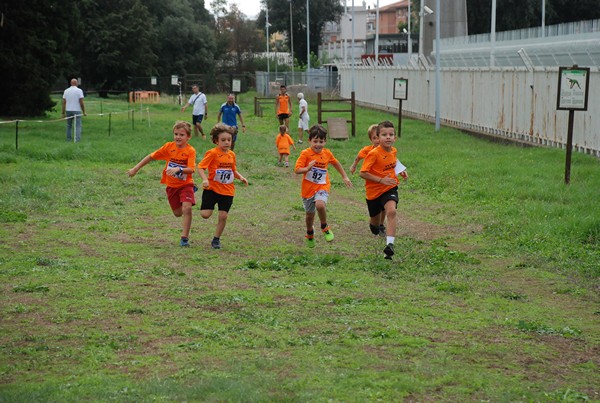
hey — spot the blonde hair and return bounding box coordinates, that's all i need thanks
[367,124,378,140]
[173,121,192,137]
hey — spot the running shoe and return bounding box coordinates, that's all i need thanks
[383,243,395,260]
[180,237,190,247]
[322,227,334,242]
[211,238,221,249]
[305,234,315,248]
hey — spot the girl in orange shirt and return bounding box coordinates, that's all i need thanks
[275,124,297,167]
[197,123,248,249]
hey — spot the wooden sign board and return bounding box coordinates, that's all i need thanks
[327,118,349,140]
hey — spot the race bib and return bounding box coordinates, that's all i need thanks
[168,161,187,181]
[305,167,327,185]
[215,169,234,184]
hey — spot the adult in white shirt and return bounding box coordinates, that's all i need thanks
[181,84,208,139]
[297,92,309,144]
[62,78,86,142]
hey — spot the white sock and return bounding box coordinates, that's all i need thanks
[386,236,395,245]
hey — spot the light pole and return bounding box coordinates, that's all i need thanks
[375,0,380,66]
[434,0,440,131]
[351,0,355,91]
[306,0,310,72]
[266,6,271,86]
[289,0,294,84]
[407,0,412,62]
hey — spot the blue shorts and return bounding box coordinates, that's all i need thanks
[192,114,204,126]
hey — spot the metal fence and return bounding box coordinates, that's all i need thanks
[338,65,600,157]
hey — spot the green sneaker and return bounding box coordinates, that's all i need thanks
[322,227,334,242]
[305,234,315,248]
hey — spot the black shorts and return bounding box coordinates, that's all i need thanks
[366,187,399,217]
[278,113,291,122]
[200,189,234,212]
[192,114,204,125]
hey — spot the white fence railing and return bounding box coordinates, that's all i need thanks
[338,65,600,157]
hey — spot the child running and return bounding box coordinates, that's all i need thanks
[359,120,408,259]
[127,121,197,247]
[349,124,386,237]
[196,123,248,249]
[294,124,352,248]
[275,124,297,167]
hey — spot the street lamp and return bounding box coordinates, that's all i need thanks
[306,0,310,72]
[266,6,271,87]
[289,0,294,84]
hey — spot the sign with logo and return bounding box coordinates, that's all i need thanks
[393,78,408,100]
[557,66,590,111]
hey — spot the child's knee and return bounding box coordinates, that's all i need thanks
[200,210,212,219]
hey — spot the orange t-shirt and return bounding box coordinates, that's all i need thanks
[197,147,239,196]
[276,94,291,115]
[357,144,376,160]
[275,133,295,155]
[295,147,339,198]
[150,142,196,189]
[360,146,398,200]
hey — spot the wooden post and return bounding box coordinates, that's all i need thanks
[132,109,135,130]
[351,91,356,137]
[15,120,19,151]
[317,92,322,124]
[398,99,403,138]
[564,110,575,185]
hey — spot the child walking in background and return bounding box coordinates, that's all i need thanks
[276,124,296,167]
[294,124,353,248]
[127,121,197,247]
[350,124,386,236]
[359,120,408,259]
[297,92,309,144]
[196,123,248,249]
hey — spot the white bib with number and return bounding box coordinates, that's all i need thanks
[215,169,234,184]
[168,161,187,181]
[305,167,327,185]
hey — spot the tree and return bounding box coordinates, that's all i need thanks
[76,0,158,94]
[466,0,600,35]
[216,4,265,73]
[257,0,343,68]
[0,0,78,116]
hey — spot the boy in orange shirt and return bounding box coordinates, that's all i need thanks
[295,124,353,247]
[127,121,197,247]
[275,124,296,167]
[359,120,408,259]
[275,84,293,131]
[350,124,386,237]
[197,123,248,249]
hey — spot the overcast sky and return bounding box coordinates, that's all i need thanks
[222,0,401,20]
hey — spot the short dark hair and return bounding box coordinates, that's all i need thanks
[376,120,395,135]
[210,123,235,144]
[308,124,327,141]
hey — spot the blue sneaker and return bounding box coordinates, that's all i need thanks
[180,237,190,247]
[211,237,221,249]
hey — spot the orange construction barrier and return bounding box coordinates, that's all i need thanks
[129,91,160,104]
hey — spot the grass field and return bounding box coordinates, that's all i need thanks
[0,92,599,401]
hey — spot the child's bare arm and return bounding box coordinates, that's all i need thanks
[196,167,209,188]
[127,155,153,177]
[234,171,248,185]
[332,161,353,188]
[295,159,315,175]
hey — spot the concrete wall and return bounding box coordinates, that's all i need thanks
[338,65,600,156]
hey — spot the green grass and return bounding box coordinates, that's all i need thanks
[0,92,598,401]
